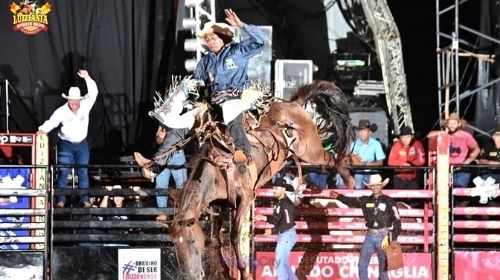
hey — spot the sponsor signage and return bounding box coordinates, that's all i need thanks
[255,252,432,279]
[118,248,161,280]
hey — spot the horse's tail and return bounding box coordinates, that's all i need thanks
[291,80,354,166]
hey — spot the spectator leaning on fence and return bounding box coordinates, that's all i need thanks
[429,112,480,188]
[336,119,386,189]
[388,126,426,189]
[331,174,401,280]
[150,125,187,222]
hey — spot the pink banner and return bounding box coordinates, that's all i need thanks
[453,234,500,243]
[255,221,432,231]
[255,252,432,279]
[453,188,500,197]
[453,207,500,216]
[254,207,432,217]
[256,188,433,198]
[255,234,432,244]
[454,251,500,280]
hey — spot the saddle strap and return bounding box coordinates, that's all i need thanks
[211,89,242,105]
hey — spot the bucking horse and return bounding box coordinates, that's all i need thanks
[162,80,354,280]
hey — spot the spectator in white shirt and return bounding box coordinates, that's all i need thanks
[37,70,98,208]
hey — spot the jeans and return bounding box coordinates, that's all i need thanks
[227,113,251,157]
[306,171,329,189]
[453,171,471,188]
[275,228,298,280]
[359,230,389,280]
[393,176,419,189]
[55,140,89,204]
[335,173,371,189]
[155,151,187,207]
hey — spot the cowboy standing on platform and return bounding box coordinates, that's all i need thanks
[195,8,265,164]
[331,174,401,280]
[255,177,298,280]
[37,69,98,208]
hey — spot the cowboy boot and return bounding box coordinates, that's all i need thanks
[141,167,157,182]
[134,152,152,167]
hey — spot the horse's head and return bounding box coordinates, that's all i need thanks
[168,159,223,280]
[170,214,206,280]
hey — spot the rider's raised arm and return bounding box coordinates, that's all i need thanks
[235,23,265,58]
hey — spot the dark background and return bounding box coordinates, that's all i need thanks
[0,0,493,162]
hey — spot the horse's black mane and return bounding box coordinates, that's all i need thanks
[292,80,353,164]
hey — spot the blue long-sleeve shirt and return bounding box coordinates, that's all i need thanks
[194,23,265,93]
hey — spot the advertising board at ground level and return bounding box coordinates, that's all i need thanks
[255,252,432,279]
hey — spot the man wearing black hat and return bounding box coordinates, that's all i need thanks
[336,119,386,189]
[388,126,425,189]
[255,178,297,280]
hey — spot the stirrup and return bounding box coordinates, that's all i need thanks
[233,150,247,164]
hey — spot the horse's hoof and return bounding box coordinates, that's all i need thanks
[238,164,246,173]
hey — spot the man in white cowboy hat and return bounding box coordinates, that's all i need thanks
[331,174,401,280]
[37,69,98,208]
[336,119,386,189]
[194,9,266,164]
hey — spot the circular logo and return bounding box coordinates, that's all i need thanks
[464,221,479,228]
[486,208,500,215]
[487,221,500,229]
[486,235,500,242]
[464,234,478,242]
[464,207,478,215]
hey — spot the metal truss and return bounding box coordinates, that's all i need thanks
[359,0,413,135]
[182,0,216,71]
[436,0,499,135]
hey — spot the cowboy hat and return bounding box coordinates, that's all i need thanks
[196,22,235,45]
[441,112,468,128]
[398,125,414,137]
[363,174,389,188]
[61,87,83,100]
[273,177,295,192]
[355,119,377,132]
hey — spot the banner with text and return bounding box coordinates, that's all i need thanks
[118,248,161,280]
[255,252,432,279]
[454,251,500,280]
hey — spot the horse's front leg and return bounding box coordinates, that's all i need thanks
[231,191,254,280]
[206,207,231,279]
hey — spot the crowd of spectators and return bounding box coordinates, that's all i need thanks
[303,114,500,194]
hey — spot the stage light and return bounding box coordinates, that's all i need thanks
[185,0,202,8]
[184,38,198,52]
[182,18,196,30]
[184,59,197,72]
